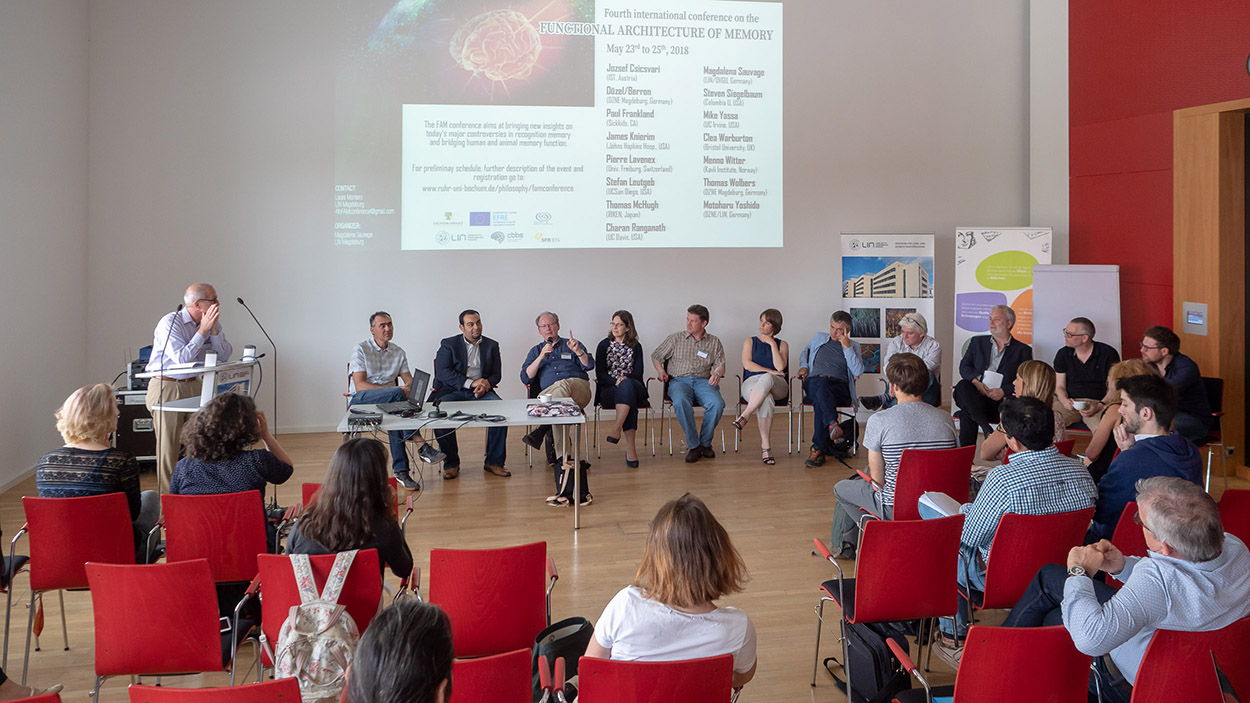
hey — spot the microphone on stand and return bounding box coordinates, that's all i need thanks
[237,297,278,437]
[155,303,183,497]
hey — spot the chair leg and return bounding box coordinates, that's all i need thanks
[594,406,601,459]
[58,590,68,650]
[1,577,10,671]
[811,598,825,686]
[91,674,107,703]
[21,591,35,685]
[788,404,793,454]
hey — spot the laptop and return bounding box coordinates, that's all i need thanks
[376,369,431,414]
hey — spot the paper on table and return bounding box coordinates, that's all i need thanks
[919,491,963,517]
[982,370,1004,389]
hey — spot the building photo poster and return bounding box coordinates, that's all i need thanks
[951,226,1052,396]
[840,233,935,397]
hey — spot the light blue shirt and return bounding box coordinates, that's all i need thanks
[799,333,864,378]
[145,308,233,378]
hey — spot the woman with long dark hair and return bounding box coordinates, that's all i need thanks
[595,310,647,467]
[288,437,413,578]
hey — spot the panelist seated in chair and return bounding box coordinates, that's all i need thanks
[347,600,454,703]
[595,309,647,468]
[349,311,444,491]
[651,304,726,464]
[797,310,863,468]
[520,311,594,469]
[829,353,957,559]
[1003,476,1250,703]
[37,383,160,564]
[952,304,1032,447]
[429,309,507,480]
[586,493,757,691]
[1139,325,1212,444]
[288,438,414,580]
[978,360,1065,464]
[861,312,942,410]
[731,308,789,467]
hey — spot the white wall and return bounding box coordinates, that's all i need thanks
[1029,0,1069,262]
[79,0,1031,434]
[0,0,89,487]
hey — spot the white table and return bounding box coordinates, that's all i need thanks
[336,399,588,529]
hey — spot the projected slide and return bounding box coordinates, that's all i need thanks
[333,0,782,250]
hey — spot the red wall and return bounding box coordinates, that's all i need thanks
[1069,0,1250,357]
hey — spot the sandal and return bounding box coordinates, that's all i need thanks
[731,416,748,431]
[761,449,776,466]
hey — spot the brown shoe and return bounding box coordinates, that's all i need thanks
[483,464,511,477]
[700,445,715,458]
[442,466,460,480]
[685,448,701,463]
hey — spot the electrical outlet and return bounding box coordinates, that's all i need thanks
[1224,446,1236,457]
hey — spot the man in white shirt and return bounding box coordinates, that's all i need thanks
[861,312,942,409]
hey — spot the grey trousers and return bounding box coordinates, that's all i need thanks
[830,477,894,549]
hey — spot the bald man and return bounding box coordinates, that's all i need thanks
[144,283,233,493]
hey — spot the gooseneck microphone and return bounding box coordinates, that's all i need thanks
[237,297,278,436]
[155,303,183,497]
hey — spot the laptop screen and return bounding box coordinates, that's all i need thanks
[408,369,430,410]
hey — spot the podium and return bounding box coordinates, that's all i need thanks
[135,358,262,413]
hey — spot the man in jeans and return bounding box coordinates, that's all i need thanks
[651,304,726,463]
[349,311,444,490]
[797,311,863,467]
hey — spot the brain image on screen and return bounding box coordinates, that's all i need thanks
[449,9,542,82]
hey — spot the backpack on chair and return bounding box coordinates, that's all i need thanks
[266,550,361,703]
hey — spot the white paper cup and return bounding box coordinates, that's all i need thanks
[538,394,553,403]
[1072,400,1088,410]
[204,351,218,367]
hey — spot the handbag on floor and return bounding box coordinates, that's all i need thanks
[547,458,591,506]
[531,616,594,702]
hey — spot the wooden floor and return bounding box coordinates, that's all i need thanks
[1,418,1243,701]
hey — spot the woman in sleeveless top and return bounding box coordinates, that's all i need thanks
[732,309,789,465]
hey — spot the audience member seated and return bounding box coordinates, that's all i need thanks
[586,493,757,690]
[1140,325,1212,444]
[1081,359,1157,481]
[979,360,1064,463]
[953,304,1033,447]
[170,392,293,498]
[731,308,790,466]
[861,312,942,409]
[345,600,454,703]
[829,353,957,558]
[1003,477,1250,703]
[429,309,507,480]
[0,667,59,701]
[929,397,1096,654]
[288,437,414,579]
[349,311,444,490]
[1086,374,1202,543]
[797,311,863,467]
[520,311,594,469]
[1053,317,1120,432]
[595,310,646,468]
[37,383,159,563]
[651,305,727,463]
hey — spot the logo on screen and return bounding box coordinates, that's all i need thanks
[534,212,552,224]
[491,231,506,243]
[469,212,490,226]
[444,212,453,221]
[849,239,861,251]
[491,211,516,226]
[436,231,451,245]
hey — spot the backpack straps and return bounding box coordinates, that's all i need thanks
[289,553,319,604]
[319,549,358,603]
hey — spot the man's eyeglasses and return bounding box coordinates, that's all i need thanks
[1063,330,1088,338]
[1140,343,1162,351]
[1132,510,1154,533]
[197,297,219,306]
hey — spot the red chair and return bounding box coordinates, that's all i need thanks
[1003,438,1076,463]
[162,491,268,583]
[732,371,792,454]
[128,678,301,702]
[1104,502,1150,591]
[1129,616,1250,703]
[428,542,558,658]
[578,654,733,703]
[1217,489,1250,544]
[813,516,966,694]
[238,550,383,681]
[4,494,136,684]
[449,648,532,702]
[890,625,1091,702]
[86,559,226,702]
[9,694,60,703]
[890,446,977,521]
[960,508,1095,627]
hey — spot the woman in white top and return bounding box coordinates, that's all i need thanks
[586,493,758,690]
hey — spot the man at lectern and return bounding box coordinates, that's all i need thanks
[144,283,233,494]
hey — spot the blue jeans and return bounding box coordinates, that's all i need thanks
[431,389,506,468]
[1172,410,1212,445]
[934,544,988,636]
[803,375,852,454]
[668,376,724,449]
[350,387,419,474]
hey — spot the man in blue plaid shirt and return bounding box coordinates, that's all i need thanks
[936,396,1096,651]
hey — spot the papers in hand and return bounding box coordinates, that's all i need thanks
[919,492,963,517]
[982,370,1004,389]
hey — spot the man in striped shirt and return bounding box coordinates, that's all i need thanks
[829,353,958,558]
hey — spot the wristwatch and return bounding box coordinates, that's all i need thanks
[1067,565,1088,578]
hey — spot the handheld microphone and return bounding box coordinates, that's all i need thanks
[237,296,278,437]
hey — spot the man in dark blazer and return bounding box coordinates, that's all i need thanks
[953,304,1033,446]
[428,309,508,479]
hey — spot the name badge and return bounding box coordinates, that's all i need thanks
[696,350,709,359]
[561,353,573,360]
